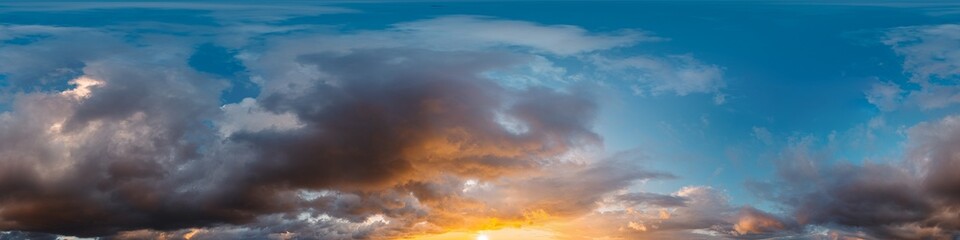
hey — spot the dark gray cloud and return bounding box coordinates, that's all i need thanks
[747,120,960,239]
[0,28,654,239]
[0,8,740,238]
[0,35,232,237]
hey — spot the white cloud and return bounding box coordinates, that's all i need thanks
[393,15,657,55]
[218,98,304,138]
[881,24,960,110]
[60,76,103,100]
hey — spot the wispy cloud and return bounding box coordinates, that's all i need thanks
[869,24,960,110]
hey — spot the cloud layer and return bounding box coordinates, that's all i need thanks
[0,10,739,239]
[745,116,960,239]
[14,3,960,240]
[868,24,960,110]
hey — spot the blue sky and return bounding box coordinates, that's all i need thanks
[2,1,960,239]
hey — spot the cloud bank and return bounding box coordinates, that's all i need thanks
[0,8,736,239]
[746,116,960,239]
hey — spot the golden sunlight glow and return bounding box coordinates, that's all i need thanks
[405,227,558,240]
[183,228,200,239]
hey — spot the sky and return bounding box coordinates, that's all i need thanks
[1,1,960,239]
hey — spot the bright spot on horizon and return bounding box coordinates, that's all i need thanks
[476,234,489,240]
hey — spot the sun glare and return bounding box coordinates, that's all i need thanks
[476,234,489,240]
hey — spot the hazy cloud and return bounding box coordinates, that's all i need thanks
[0,19,668,239]
[879,24,960,110]
[591,54,726,97]
[393,15,655,55]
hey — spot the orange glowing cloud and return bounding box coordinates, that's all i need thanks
[404,227,559,240]
[733,207,786,235]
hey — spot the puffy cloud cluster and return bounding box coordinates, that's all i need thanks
[733,207,788,236]
[0,38,231,237]
[748,116,960,239]
[0,40,597,239]
[0,7,737,238]
[868,24,960,110]
[564,186,795,239]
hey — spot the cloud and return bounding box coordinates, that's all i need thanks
[217,98,303,138]
[616,192,689,208]
[874,24,960,110]
[0,2,355,23]
[231,15,722,100]
[865,81,905,112]
[591,54,726,97]
[392,15,656,55]
[0,20,671,239]
[0,8,736,238]
[751,126,774,145]
[885,24,960,85]
[733,207,788,236]
[0,25,89,42]
[0,38,231,236]
[908,115,960,204]
[0,27,124,88]
[747,116,960,239]
[548,185,796,239]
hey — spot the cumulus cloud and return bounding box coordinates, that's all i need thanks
[747,116,960,239]
[217,98,303,138]
[0,47,585,237]
[0,17,683,239]
[0,40,230,237]
[240,15,723,98]
[0,3,737,238]
[540,185,795,239]
[733,207,789,236]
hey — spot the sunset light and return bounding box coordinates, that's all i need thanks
[3,1,960,240]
